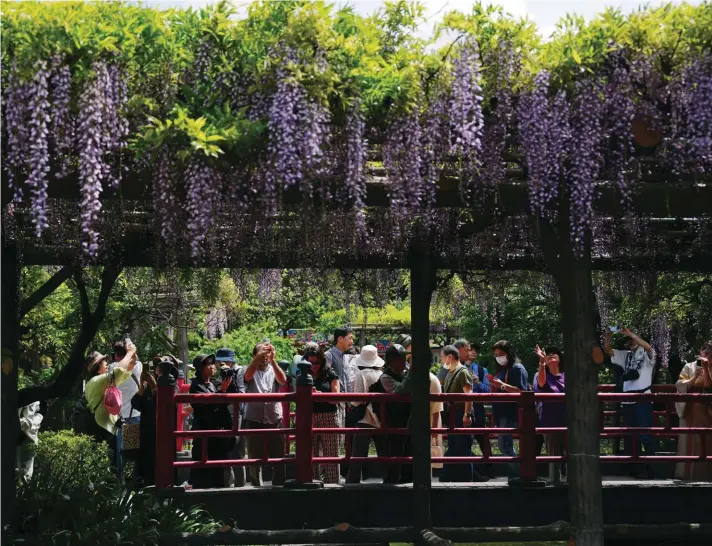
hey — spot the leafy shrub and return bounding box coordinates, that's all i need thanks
[30,430,113,493]
[11,430,220,545]
[13,482,219,545]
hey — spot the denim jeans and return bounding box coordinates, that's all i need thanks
[622,402,657,474]
[496,415,519,477]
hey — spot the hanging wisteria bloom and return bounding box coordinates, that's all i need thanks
[185,159,220,260]
[153,147,179,249]
[3,62,29,202]
[26,61,51,237]
[651,315,671,369]
[384,107,424,218]
[519,71,571,216]
[49,55,74,179]
[344,98,368,236]
[258,269,282,301]
[669,55,712,174]
[421,90,449,209]
[605,52,637,207]
[77,61,111,259]
[568,78,605,255]
[449,38,484,199]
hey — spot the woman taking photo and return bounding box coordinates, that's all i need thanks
[490,340,529,477]
[189,354,234,489]
[675,341,712,480]
[304,343,341,484]
[84,342,138,473]
[533,345,566,484]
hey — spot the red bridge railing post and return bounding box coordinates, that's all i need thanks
[519,390,537,481]
[285,362,322,489]
[155,383,176,489]
[175,374,185,452]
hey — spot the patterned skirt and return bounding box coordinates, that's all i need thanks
[312,411,340,484]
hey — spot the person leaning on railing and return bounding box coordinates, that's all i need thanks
[674,340,712,481]
[189,354,234,489]
[602,328,657,479]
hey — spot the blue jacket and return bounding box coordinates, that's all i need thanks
[466,362,489,424]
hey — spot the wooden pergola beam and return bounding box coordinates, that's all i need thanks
[25,173,712,218]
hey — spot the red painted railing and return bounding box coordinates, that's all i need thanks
[155,384,712,489]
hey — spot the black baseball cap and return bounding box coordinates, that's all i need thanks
[192,354,215,370]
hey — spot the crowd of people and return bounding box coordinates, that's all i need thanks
[58,327,712,488]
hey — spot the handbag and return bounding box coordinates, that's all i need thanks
[431,444,443,469]
[121,375,141,452]
[346,403,367,427]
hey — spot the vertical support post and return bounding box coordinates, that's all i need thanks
[285,363,322,489]
[280,381,292,453]
[410,244,436,531]
[519,391,537,481]
[1,240,20,530]
[294,382,313,482]
[176,374,185,452]
[155,384,176,489]
[178,324,189,379]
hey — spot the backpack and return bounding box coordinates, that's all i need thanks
[103,371,123,416]
[368,372,410,427]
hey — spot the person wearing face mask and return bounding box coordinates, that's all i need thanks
[533,345,566,484]
[603,328,657,479]
[439,345,489,482]
[490,340,529,478]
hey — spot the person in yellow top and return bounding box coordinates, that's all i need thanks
[83,342,138,474]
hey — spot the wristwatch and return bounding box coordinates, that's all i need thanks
[500,385,506,391]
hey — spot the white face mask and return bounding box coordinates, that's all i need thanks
[496,355,508,366]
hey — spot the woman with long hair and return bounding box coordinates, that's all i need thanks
[490,340,529,477]
[675,341,712,480]
[303,342,341,484]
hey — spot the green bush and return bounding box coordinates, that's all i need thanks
[30,430,113,493]
[11,430,220,545]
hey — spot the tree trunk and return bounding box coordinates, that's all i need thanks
[559,255,603,546]
[1,241,21,533]
[410,243,437,531]
[537,217,603,546]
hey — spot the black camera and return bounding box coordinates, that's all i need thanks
[220,366,235,380]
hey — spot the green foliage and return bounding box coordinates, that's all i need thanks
[12,430,220,545]
[192,323,295,364]
[25,430,113,494]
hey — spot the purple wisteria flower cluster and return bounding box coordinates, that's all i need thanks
[266,48,331,205]
[518,71,570,216]
[650,315,671,369]
[344,98,368,235]
[568,78,606,255]
[49,55,74,180]
[449,38,485,199]
[670,55,712,174]
[3,62,29,202]
[384,107,423,218]
[26,61,51,237]
[153,147,179,248]
[185,159,220,260]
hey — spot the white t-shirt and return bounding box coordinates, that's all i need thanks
[611,348,654,403]
[110,360,142,419]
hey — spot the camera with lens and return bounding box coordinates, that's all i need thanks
[220,366,235,381]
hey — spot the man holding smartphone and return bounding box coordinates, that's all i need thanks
[603,327,657,478]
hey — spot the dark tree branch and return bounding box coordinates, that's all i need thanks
[74,270,91,325]
[20,266,74,318]
[17,262,123,407]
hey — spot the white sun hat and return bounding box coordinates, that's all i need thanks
[351,345,384,369]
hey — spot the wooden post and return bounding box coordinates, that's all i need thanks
[1,241,20,531]
[285,362,322,489]
[537,216,603,546]
[155,383,177,489]
[410,244,437,530]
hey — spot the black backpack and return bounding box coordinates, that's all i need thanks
[70,396,101,437]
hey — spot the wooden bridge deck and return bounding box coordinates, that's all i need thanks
[165,478,712,530]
